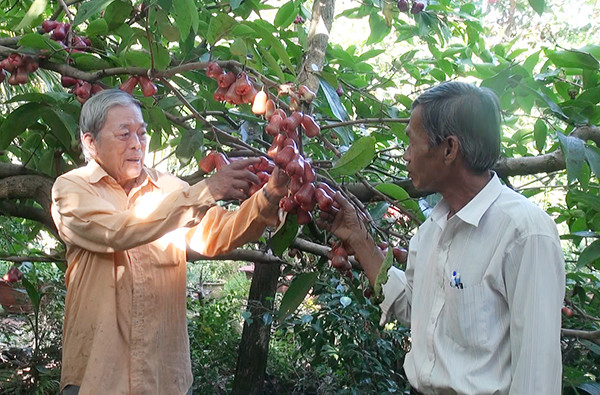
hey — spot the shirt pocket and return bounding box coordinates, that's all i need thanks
[443,282,492,349]
[147,241,184,267]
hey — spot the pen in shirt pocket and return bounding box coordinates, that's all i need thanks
[451,271,464,289]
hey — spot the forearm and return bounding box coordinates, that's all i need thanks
[52,178,215,252]
[189,186,281,257]
[350,232,385,286]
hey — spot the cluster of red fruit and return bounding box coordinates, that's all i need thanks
[328,240,351,272]
[0,53,38,85]
[327,240,408,274]
[118,75,158,97]
[2,266,23,283]
[397,0,425,14]
[206,62,258,106]
[199,152,275,197]
[264,110,329,225]
[61,76,104,103]
[41,20,92,53]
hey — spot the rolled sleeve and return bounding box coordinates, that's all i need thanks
[188,185,281,257]
[51,176,216,253]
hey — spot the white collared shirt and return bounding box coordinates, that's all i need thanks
[380,173,565,394]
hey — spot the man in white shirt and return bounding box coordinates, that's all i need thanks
[317,82,565,394]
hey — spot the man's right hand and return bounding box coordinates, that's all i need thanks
[316,192,367,245]
[317,192,384,285]
[205,158,260,201]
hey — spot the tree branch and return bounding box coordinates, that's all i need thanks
[321,117,409,130]
[0,175,54,213]
[562,328,600,346]
[0,201,58,239]
[0,255,65,263]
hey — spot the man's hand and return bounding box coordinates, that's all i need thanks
[317,192,383,285]
[205,158,260,201]
[316,192,367,245]
[262,165,289,204]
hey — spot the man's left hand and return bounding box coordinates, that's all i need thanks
[263,165,289,204]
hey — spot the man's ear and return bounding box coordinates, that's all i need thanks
[443,135,460,164]
[82,133,97,158]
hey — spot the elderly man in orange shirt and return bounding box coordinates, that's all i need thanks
[51,89,288,394]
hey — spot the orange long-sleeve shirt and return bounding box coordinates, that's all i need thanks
[51,160,279,394]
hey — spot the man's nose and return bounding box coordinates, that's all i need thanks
[129,133,142,149]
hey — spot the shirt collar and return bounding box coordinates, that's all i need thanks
[84,159,159,188]
[429,172,503,228]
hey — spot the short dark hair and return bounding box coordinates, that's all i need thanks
[411,82,501,172]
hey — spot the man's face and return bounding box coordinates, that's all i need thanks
[85,104,148,187]
[402,106,448,192]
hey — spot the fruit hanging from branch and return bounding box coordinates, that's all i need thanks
[139,76,158,97]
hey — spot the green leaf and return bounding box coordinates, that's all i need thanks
[14,0,47,31]
[71,53,113,71]
[21,277,41,312]
[123,48,151,68]
[18,33,67,60]
[0,103,44,149]
[207,13,237,45]
[319,78,348,122]
[173,0,196,40]
[274,1,296,29]
[269,215,298,256]
[577,240,600,269]
[584,145,600,180]
[329,136,375,177]
[579,383,600,395]
[527,0,544,15]
[6,92,61,104]
[366,12,391,46]
[104,0,132,30]
[532,88,568,121]
[375,183,425,221]
[546,49,599,70]
[229,0,243,10]
[150,42,171,70]
[277,271,318,320]
[161,24,180,42]
[522,51,540,75]
[569,190,600,212]
[73,0,114,27]
[86,19,108,37]
[557,132,585,184]
[244,21,293,74]
[382,0,394,27]
[257,44,285,82]
[230,37,248,57]
[175,129,203,165]
[533,119,547,152]
[40,108,76,150]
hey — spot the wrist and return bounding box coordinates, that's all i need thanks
[262,186,283,206]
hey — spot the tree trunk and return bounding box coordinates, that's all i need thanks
[231,262,281,394]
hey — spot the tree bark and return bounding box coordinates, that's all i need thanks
[231,262,281,394]
[297,0,336,93]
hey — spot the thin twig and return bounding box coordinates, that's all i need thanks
[57,0,74,23]
[159,77,265,157]
[320,117,409,130]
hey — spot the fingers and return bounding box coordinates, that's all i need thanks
[227,157,260,170]
[333,192,354,211]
